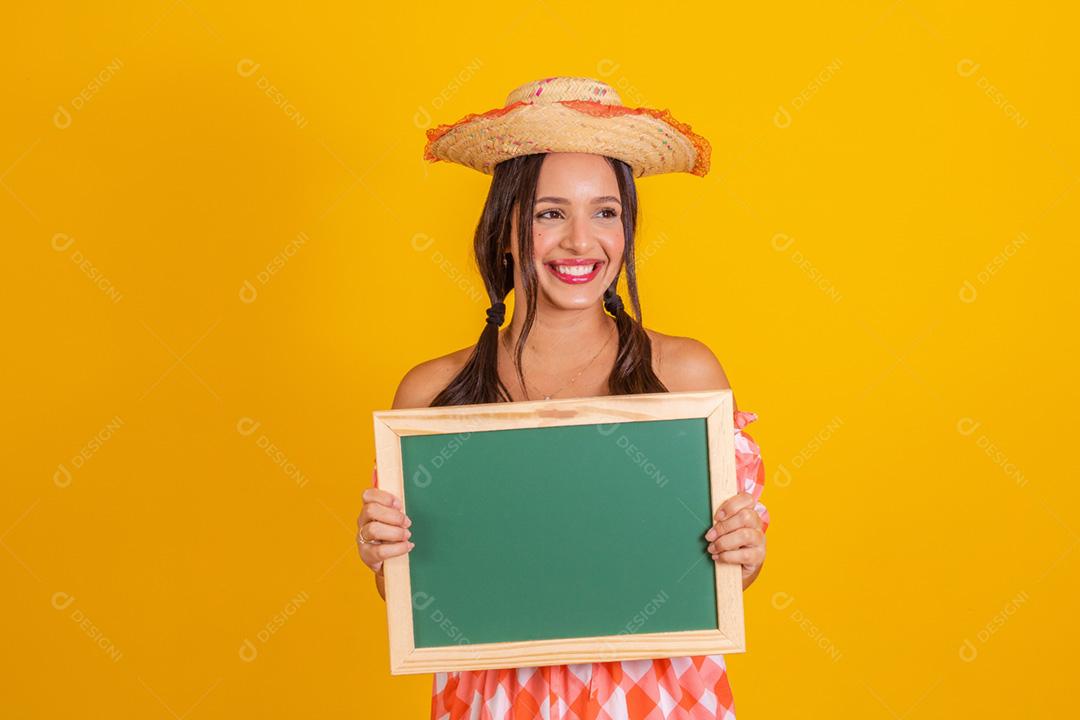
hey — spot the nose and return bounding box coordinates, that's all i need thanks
[560,212,593,254]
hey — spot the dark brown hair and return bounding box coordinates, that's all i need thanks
[430,153,667,407]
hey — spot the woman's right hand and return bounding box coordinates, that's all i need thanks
[357,466,414,581]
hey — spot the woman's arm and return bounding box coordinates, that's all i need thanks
[361,358,451,600]
[374,565,386,600]
[743,551,764,590]
[657,336,770,590]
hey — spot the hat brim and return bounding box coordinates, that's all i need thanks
[423,99,711,178]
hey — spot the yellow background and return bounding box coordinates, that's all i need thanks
[3,1,1077,717]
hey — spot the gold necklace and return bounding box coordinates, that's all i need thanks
[501,320,617,400]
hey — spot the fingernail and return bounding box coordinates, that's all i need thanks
[705,528,716,541]
[407,542,415,549]
[405,516,412,527]
[717,510,726,520]
[707,543,715,553]
[404,529,411,539]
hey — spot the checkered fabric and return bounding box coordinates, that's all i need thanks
[429,409,770,720]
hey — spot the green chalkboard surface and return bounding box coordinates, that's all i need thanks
[401,417,716,648]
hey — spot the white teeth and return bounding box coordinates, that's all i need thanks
[554,263,597,276]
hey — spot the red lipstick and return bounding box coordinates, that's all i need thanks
[544,258,605,285]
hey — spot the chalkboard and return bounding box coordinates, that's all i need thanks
[373,390,743,674]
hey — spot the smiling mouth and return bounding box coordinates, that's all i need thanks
[544,260,605,284]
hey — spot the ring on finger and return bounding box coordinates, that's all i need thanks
[358,523,382,545]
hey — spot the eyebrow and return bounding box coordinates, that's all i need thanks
[534,195,621,205]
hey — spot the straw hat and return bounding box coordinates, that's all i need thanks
[422,76,711,178]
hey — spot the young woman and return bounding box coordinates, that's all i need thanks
[357,77,771,719]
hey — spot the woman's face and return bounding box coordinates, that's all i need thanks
[510,152,625,312]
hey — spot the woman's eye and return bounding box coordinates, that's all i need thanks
[536,208,619,220]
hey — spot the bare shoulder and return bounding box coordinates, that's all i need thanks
[391,344,474,410]
[394,329,732,408]
[644,328,733,396]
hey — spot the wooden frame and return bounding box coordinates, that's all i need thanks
[372,389,743,675]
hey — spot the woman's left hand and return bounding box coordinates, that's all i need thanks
[705,492,766,584]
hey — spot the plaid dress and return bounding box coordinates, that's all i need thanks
[429,409,771,720]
